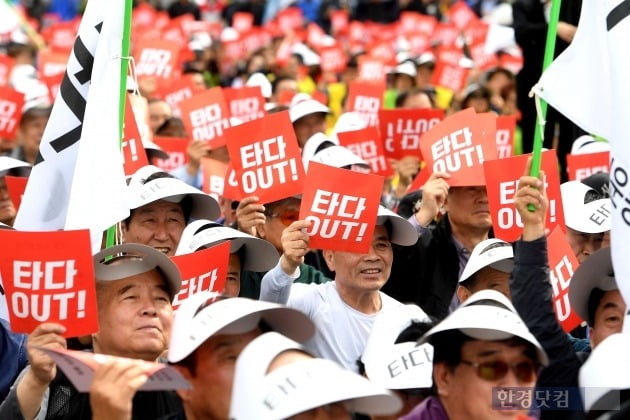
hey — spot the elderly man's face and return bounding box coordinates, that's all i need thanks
[445,186,492,232]
[123,199,186,256]
[566,227,604,263]
[323,226,393,294]
[176,329,261,420]
[92,269,173,361]
[258,198,301,253]
[148,100,172,133]
[457,267,511,303]
[293,113,327,148]
[591,289,625,348]
[435,340,538,420]
[0,177,16,225]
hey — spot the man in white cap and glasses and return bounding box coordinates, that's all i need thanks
[123,165,221,256]
[288,93,330,148]
[260,206,418,371]
[457,238,514,302]
[1,244,184,420]
[403,289,548,420]
[167,291,315,420]
[230,332,403,420]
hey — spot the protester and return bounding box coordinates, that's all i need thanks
[167,291,316,420]
[147,99,173,134]
[457,238,513,302]
[0,157,30,226]
[404,289,548,420]
[260,205,418,371]
[9,105,51,166]
[231,331,403,419]
[288,93,330,148]
[175,219,280,297]
[0,244,183,419]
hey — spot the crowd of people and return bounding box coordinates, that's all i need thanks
[0,0,627,419]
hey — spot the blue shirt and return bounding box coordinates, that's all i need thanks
[0,319,28,401]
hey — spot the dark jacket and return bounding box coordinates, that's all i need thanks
[511,237,585,419]
[383,215,460,320]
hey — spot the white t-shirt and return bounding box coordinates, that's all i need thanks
[260,263,401,371]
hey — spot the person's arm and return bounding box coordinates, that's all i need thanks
[411,172,450,228]
[235,197,266,236]
[260,220,311,304]
[90,359,149,420]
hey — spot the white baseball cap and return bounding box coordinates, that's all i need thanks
[0,156,30,176]
[361,304,433,390]
[167,292,315,363]
[377,205,418,247]
[230,332,403,419]
[388,60,417,78]
[246,72,272,99]
[330,111,368,143]
[459,238,514,283]
[580,333,630,412]
[127,172,221,220]
[561,181,611,234]
[568,247,617,327]
[418,289,549,366]
[289,93,330,123]
[175,220,279,272]
[93,243,182,301]
[570,135,610,155]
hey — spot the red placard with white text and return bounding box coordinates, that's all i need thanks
[547,227,583,332]
[200,157,229,200]
[483,150,565,242]
[169,241,230,310]
[0,230,98,337]
[566,151,610,181]
[5,175,27,212]
[134,38,181,81]
[38,49,67,79]
[420,108,497,186]
[358,56,387,83]
[223,86,266,123]
[346,81,385,128]
[338,127,393,177]
[0,87,24,138]
[299,162,383,253]
[496,115,516,159]
[122,97,149,176]
[319,45,347,74]
[233,12,254,33]
[157,75,205,118]
[226,111,304,203]
[431,61,470,93]
[447,1,479,30]
[331,9,349,34]
[379,108,445,160]
[221,162,241,201]
[151,137,189,172]
[180,88,230,149]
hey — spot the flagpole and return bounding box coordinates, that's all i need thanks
[4,0,46,50]
[105,0,133,248]
[530,0,562,180]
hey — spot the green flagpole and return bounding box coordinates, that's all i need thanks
[528,0,562,211]
[105,0,133,248]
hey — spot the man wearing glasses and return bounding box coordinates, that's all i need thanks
[403,289,548,419]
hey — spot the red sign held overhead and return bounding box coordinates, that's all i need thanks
[319,45,347,74]
[447,1,479,30]
[200,157,229,200]
[226,111,304,204]
[483,150,565,242]
[330,9,349,35]
[151,137,188,172]
[134,38,181,81]
[379,108,445,160]
[122,97,149,176]
[346,81,385,128]
[338,126,393,177]
[420,108,497,186]
[299,162,384,253]
[566,151,610,181]
[5,175,27,212]
[223,86,266,123]
[157,74,205,118]
[358,56,387,83]
[233,12,254,33]
[431,61,471,93]
[0,87,24,139]
[0,230,98,337]
[180,88,231,149]
[547,227,583,332]
[496,115,516,159]
[169,241,230,310]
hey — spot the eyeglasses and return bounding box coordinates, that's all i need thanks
[460,359,539,383]
[267,210,300,227]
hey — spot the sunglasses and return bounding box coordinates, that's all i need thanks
[267,210,300,227]
[460,359,539,383]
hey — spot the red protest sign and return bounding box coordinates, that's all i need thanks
[277,89,297,106]
[331,9,349,35]
[338,126,393,177]
[408,32,432,56]
[233,12,254,33]
[134,38,180,81]
[358,56,387,83]
[431,61,470,93]
[346,81,385,128]
[277,7,304,32]
[169,241,230,310]
[38,49,67,79]
[299,162,383,253]
[200,157,228,200]
[483,150,565,242]
[319,45,347,74]
[0,230,98,337]
[0,54,15,87]
[43,21,78,53]
[433,23,460,47]
[157,74,205,117]
[226,111,304,203]
[5,175,27,212]
[221,162,241,202]
[447,1,479,30]
[547,226,583,332]
[180,88,230,148]
[420,108,497,186]
[151,137,189,172]
[223,86,266,123]
[0,86,24,138]
[496,115,516,159]
[41,73,63,101]
[379,108,445,160]
[122,98,149,176]
[567,151,610,181]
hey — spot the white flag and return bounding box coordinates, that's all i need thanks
[533,0,630,330]
[14,0,129,251]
